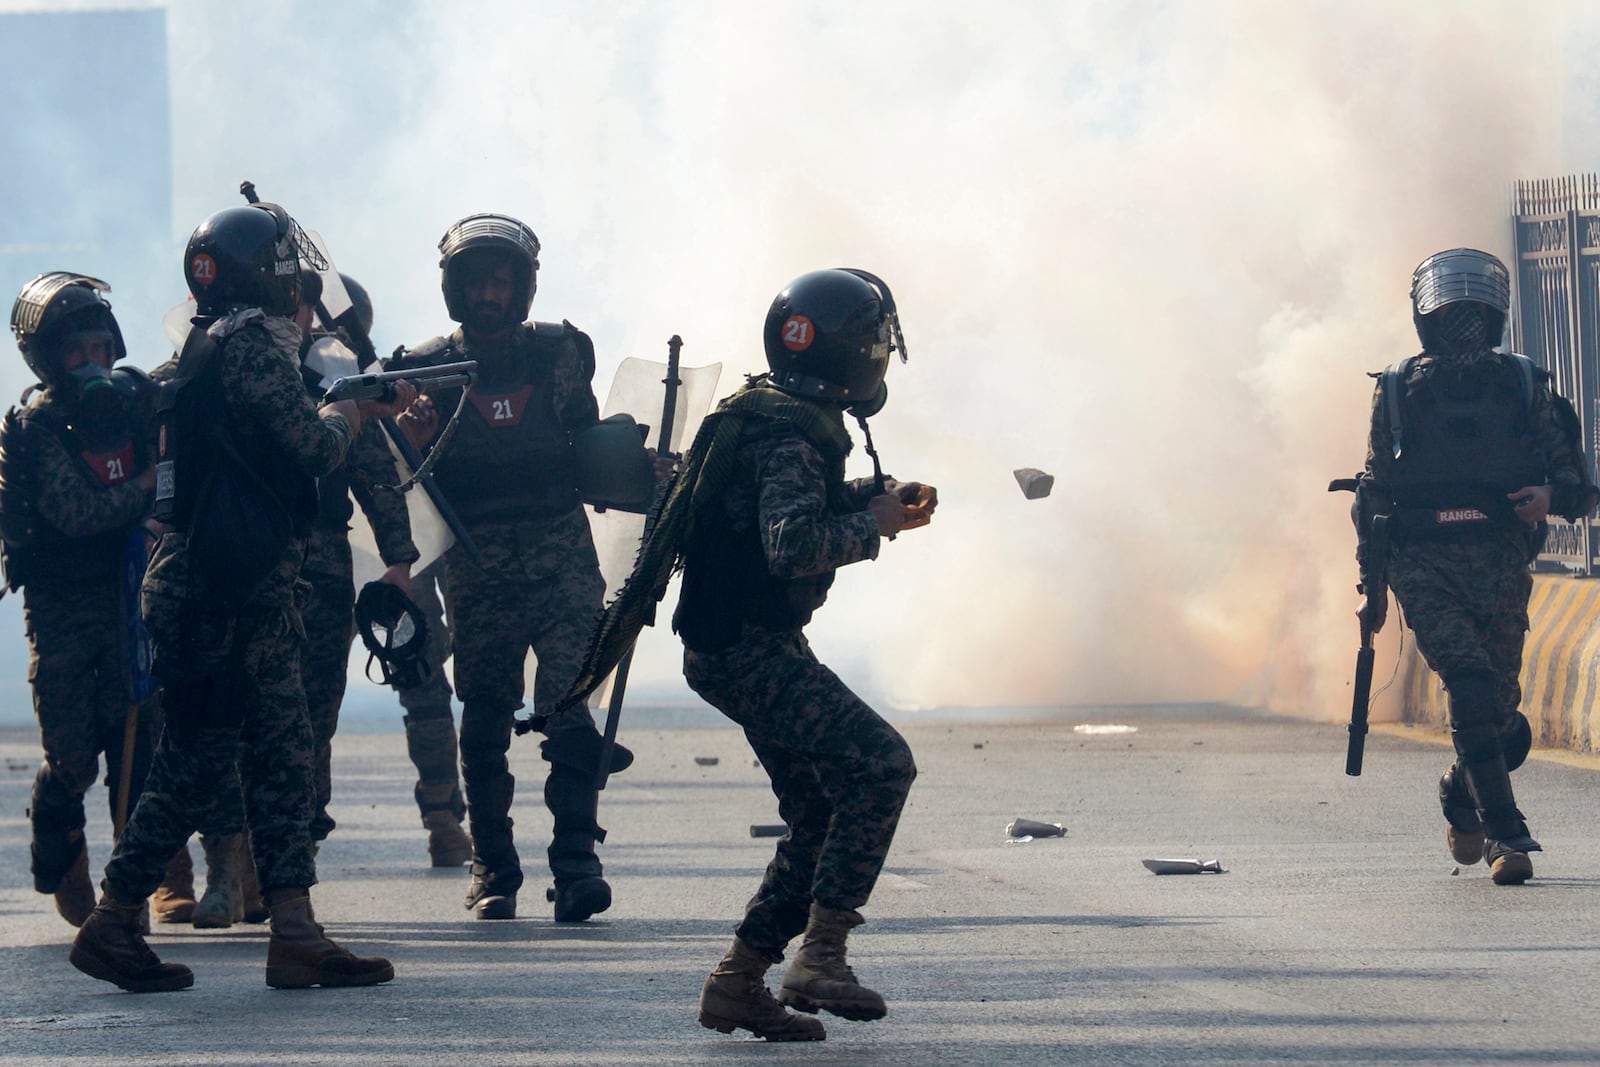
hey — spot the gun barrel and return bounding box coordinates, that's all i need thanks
[1345,642,1375,776]
[324,361,478,403]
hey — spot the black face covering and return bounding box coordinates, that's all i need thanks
[1425,303,1495,364]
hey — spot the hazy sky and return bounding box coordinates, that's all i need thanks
[3,0,1600,720]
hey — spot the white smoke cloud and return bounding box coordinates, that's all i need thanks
[9,0,1600,718]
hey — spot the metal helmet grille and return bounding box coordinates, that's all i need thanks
[1411,248,1511,317]
[437,213,541,267]
[10,272,112,341]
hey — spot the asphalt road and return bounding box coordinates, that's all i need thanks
[3,704,1599,1066]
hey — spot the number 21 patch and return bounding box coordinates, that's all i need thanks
[468,386,535,428]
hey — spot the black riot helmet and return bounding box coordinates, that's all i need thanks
[1410,248,1511,355]
[184,202,327,317]
[437,213,540,326]
[10,272,128,389]
[763,268,907,416]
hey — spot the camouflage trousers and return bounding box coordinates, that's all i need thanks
[300,536,357,843]
[23,583,161,872]
[684,625,917,960]
[104,594,318,900]
[444,513,607,883]
[1388,534,1531,726]
[396,562,460,785]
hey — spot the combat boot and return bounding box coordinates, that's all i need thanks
[1487,830,1542,886]
[152,845,197,924]
[465,862,520,920]
[263,891,394,989]
[69,891,194,993]
[778,904,888,1021]
[193,832,244,928]
[417,782,472,867]
[548,876,611,923]
[1439,765,1486,865]
[53,836,95,927]
[700,937,826,1041]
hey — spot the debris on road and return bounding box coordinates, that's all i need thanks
[1006,818,1066,840]
[694,756,719,766]
[1142,858,1226,875]
[749,824,787,838]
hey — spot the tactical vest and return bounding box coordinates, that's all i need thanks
[0,396,141,590]
[1380,353,1547,534]
[673,417,849,653]
[153,315,319,537]
[410,326,580,526]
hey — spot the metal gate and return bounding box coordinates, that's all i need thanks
[1512,174,1600,574]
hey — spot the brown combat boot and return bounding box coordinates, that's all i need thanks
[264,891,394,989]
[69,891,194,993]
[778,904,888,1021]
[417,783,472,868]
[192,833,244,928]
[53,837,95,928]
[152,844,198,924]
[700,937,826,1041]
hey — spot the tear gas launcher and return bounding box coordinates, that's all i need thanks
[323,362,479,403]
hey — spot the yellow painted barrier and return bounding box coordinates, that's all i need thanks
[1398,574,1600,753]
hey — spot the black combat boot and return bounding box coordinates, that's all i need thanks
[70,890,194,993]
[700,937,827,1041]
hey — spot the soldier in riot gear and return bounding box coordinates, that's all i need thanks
[1357,248,1597,886]
[291,271,428,852]
[67,202,414,993]
[681,269,932,1040]
[390,212,628,922]
[2,272,185,927]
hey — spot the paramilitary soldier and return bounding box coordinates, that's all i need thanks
[67,201,414,992]
[390,213,630,922]
[4,273,188,927]
[1356,248,1597,886]
[681,269,932,1040]
[294,271,428,852]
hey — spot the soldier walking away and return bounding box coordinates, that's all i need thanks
[1354,248,1598,886]
[293,271,423,851]
[394,562,473,866]
[672,269,932,1040]
[66,202,413,992]
[4,273,190,928]
[390,213,631,923]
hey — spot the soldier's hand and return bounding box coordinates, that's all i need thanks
[1509,484,1553,524]
[378,561,413,597]
[868,493,907,539]
[646,447,677,482]
[360,380,418,420]
[891,480,937,529]
[1356,591,1387,635]
[396,393,440,449]
[135,464,157,493]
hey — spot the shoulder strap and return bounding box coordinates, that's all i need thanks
[1502,352,1539,419]
[1380,356,1419,460]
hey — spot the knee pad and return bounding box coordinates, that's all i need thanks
[540,728,634,776]
[1502,711,1533,772]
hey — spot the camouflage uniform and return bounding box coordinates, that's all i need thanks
[677,423,917,960]
[8,388,160,897]
[1362,351,1588,854]
[301,416,418,842]
[395,562,464,814]
[390,322,609,904]
[103,313,356,901]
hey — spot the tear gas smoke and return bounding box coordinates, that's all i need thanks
[7,0,1599,719]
